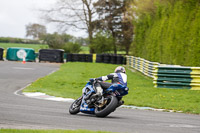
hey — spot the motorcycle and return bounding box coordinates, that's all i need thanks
[69,79,129,117]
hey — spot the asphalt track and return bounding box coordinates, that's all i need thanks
[0,61,200,133]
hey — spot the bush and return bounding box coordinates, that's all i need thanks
[131,0,200,66]
[42,33,65,49]
[62,42,81,53]
[91,31,114,53]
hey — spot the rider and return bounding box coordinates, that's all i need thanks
[92,66,127,96]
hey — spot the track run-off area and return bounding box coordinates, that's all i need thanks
[0,61,200,133]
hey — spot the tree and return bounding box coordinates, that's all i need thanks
[63,42,81,53]
[120,0,134,55]
[94,0,134,54]
[94,0,123,54]
[43,32,65,49]
[26,23,47,40]
[91,31,114,53]
[43,0,96,53]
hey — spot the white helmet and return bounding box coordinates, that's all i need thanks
[114,66,126,73]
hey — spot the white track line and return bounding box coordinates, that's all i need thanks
[12,67,35,70]
[13,68,74,102]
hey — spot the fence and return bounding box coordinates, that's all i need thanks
[0,48,3,60]
[126,56,200,90]
[153,66,200,90]
[126,56,160,78]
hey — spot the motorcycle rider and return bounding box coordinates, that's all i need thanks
[91,66,127,97]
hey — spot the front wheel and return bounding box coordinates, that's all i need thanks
[69,97,82,115]
[95,95,118,117]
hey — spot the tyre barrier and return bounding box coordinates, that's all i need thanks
[110,55,117,64]
[0,48,4,61]
[39,49,64,63]
[126,56,160,78]
[96,54,125,64]
[96,54,104,63]
[66,54,93,62]
[153,66,200,90]
[6,47,36,62]
[103,54,111,63]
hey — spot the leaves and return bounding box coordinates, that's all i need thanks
[131,0,200,66]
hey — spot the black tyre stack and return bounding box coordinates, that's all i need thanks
[103,54,111,64]
[110,55,117,64]
[39,49,64,63]
[96,54,104,63]
[86,54,93,62]
[96,54,125,65]
[0,48,4,61]
[66,54,73,62]
[116,55,124,64]
[73,54,79,62]
[66,54,93,62]
[79,54,86,62]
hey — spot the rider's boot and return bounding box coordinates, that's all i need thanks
[95,86,104,103]
[95,86,103,96]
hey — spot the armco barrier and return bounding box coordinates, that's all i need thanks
[153,66,200,90]
[39,49,64,63]
[126,56,160,78]
[0,48,4,61]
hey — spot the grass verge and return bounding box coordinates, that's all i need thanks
[24,62,200,114]
[0,129,114,133]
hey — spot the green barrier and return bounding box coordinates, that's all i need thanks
[6,47,36,62]
[126,56,200,90]
[153,66,200,90]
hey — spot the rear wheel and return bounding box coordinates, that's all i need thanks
[69,97,82,115]
[95,95,118,117]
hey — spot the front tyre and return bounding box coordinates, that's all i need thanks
[69,97,82,115]
[95,95,118,117]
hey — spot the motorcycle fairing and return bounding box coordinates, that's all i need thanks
[105,84,128,96]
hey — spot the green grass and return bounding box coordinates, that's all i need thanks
[0,43,49,52]
[80,46,90,54]
[0,129,113,133]
[80,46,126,54]
[24,62,200,114]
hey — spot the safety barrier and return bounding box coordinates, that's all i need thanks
[66,54,93,62]
[6,47,36,62]
[96,54,125,64]
[0,48,3,60]
[39,49,64,63]
[153,66,200,90]
[126,56,160,78]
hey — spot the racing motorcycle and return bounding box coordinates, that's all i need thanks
[69,79,129,117]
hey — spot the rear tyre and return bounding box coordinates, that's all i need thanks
[69,97,82,115]
[95,95,118,117]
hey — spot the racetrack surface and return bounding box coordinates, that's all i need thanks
[0,61,200,133]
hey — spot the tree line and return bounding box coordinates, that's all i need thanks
[131,0,200,66]
[26,0,200,66]
[42,0,133,54]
